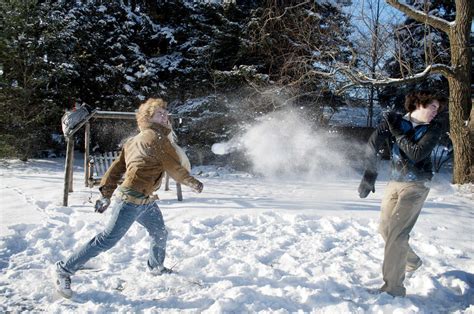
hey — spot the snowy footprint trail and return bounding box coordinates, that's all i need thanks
[0,159,473,312]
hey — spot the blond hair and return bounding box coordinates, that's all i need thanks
[136,98,167,130]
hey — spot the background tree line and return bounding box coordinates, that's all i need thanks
[0,0,471,183]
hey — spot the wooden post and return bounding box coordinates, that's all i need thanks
[63,137,75,206]
[68,140,74,193]
[176,183,183,201]
[165,172,170,191]
[88,159,95,188]
[84,122,90,187]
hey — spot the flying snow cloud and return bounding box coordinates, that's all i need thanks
[212,109,362,180]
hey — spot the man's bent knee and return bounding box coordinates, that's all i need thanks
[151,228,168,242]
[93,231,123,251]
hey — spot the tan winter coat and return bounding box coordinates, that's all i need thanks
[99,124,200,198]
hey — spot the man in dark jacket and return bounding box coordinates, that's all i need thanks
[358,90,447,297]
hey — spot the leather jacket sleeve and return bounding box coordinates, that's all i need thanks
[394,122,442,163]
[365,119,391,173]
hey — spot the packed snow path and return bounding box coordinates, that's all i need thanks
[0,158,472,313]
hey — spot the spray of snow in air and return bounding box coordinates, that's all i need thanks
[212,109,361,179]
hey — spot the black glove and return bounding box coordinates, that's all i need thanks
[358,170,377,198]
[383,111,403,137]
[192,181,204,193]
[431,110,447,128]
[94,196,111,213]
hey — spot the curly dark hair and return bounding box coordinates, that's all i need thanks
[404,90,448,113]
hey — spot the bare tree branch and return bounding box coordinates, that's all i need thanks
[385,0,452,34]
[261,1,311,31]
[335,63,455,94]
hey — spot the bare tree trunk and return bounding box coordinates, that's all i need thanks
[368,86,374,127]
[449,77,472,183]
[470,100,474,182]
[448,0,472,183]
[367,0,381,128]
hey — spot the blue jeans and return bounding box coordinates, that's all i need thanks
[58,200,168,275]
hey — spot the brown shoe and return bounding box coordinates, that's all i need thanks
[380,283,406,297]
[406,259,422,273]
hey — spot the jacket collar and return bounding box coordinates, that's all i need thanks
[403,113,429,128]
[141,122,171,136]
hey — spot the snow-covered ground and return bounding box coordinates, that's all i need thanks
[0,156,472,313]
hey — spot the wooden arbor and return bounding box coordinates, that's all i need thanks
[62,110,182,206]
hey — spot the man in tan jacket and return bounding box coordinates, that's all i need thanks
[54,98,203,299]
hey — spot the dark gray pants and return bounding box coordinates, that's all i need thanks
[378,181,430,297]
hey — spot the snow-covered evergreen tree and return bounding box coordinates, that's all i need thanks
[0,0,66,159]
[1,0,352,163]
